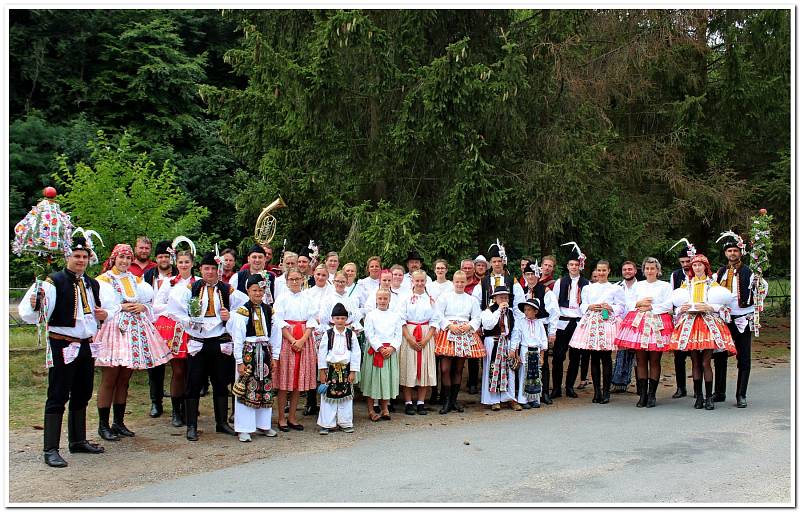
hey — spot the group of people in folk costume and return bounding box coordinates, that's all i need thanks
[21,232,765,468]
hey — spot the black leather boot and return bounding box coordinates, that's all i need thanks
[712,352,727,402]
[111,403,135,437]
[171,398,185,427]
[97,407,119,441]
[636,379,648,408]
[693,379,704,409]
[43,413,67,468]
[185,398,199,441]
[646,379,659,408]
[736,368,750,408]
[599,357,611,404]
[430,386,439,405]
[704,380,715,410]
[148,366,165,418]
[590,358,601,403]
[68,408,104,454]
[451,384,464,413]
[671,386,687,399]
[438,386,452,414]
[214,396,236,435]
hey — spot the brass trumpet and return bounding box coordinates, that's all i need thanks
[255,197,287,245]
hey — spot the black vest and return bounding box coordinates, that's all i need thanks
[479,274,516,311]
[326,328,354,351]
[484,302,515,337]
[524,284,549,320]
[143,266,178,292]
[191,280,231,320]
[557,275,590,308]
[242,301,273,337]
[670,268,687,290]
[46,270,102,327]
[715,264,754,308]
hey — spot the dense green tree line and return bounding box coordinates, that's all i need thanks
[9,9,790,284]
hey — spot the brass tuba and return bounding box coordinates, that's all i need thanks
[254,197,287,245]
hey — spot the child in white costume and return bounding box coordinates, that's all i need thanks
[317,303,361,434]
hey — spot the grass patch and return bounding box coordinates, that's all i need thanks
[8,328,172,430]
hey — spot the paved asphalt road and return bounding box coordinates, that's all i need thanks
[92,366,793,505]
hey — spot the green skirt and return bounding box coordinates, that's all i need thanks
[360,348,400,400]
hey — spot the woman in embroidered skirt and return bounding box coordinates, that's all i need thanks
[614,257,674,408]
[434,270,484,414]
[398,270,441,415]
[362,289,403,421]
[272,269,317,431]
[568,260,626,404]
[94,244,172,441]
[152,250,196,426]
[670,254,736,410]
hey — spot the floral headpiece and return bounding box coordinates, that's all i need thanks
[560,241,586,270]
[716,230,747,255]
[668,237,696,258]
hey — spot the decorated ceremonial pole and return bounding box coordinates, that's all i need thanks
[749,209,773,337]
[12,187,74,348]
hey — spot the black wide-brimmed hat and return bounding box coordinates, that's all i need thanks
[404,249,424,264]
[518,297,541,313]
[490,285,511,298]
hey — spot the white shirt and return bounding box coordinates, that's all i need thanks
[629,280,673,314]
[579,281,626,318]
[399,291,442,328]
[97,270,155,320]
[274,274,288,302]
[401,273,432,294]
[437,290,481,331]
[551,275,585,318]
[226,303,282,364]
[302,285,330,323]
[428,280,454,301]
[317,289,363,331]
[153,275,195,317]
[363,288,403,314]
[357,276,380,299]
[19,274,99,339]
[166,280,247,339]
[364,308,403,350]
[318,327,362,369]
[272,290,317,331]
[617,279,638,309]
[670,269,690,290]
[510,317,548,351]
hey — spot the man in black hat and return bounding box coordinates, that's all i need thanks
[143,240,179,418]
[669,247,692,398]
[713,235,764,408]
[167,251,248,441]
[296,246,316,290]
[549,247,590,398]
[401,249,432,293]
[19,237,108,467]
[230,245,276,305]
